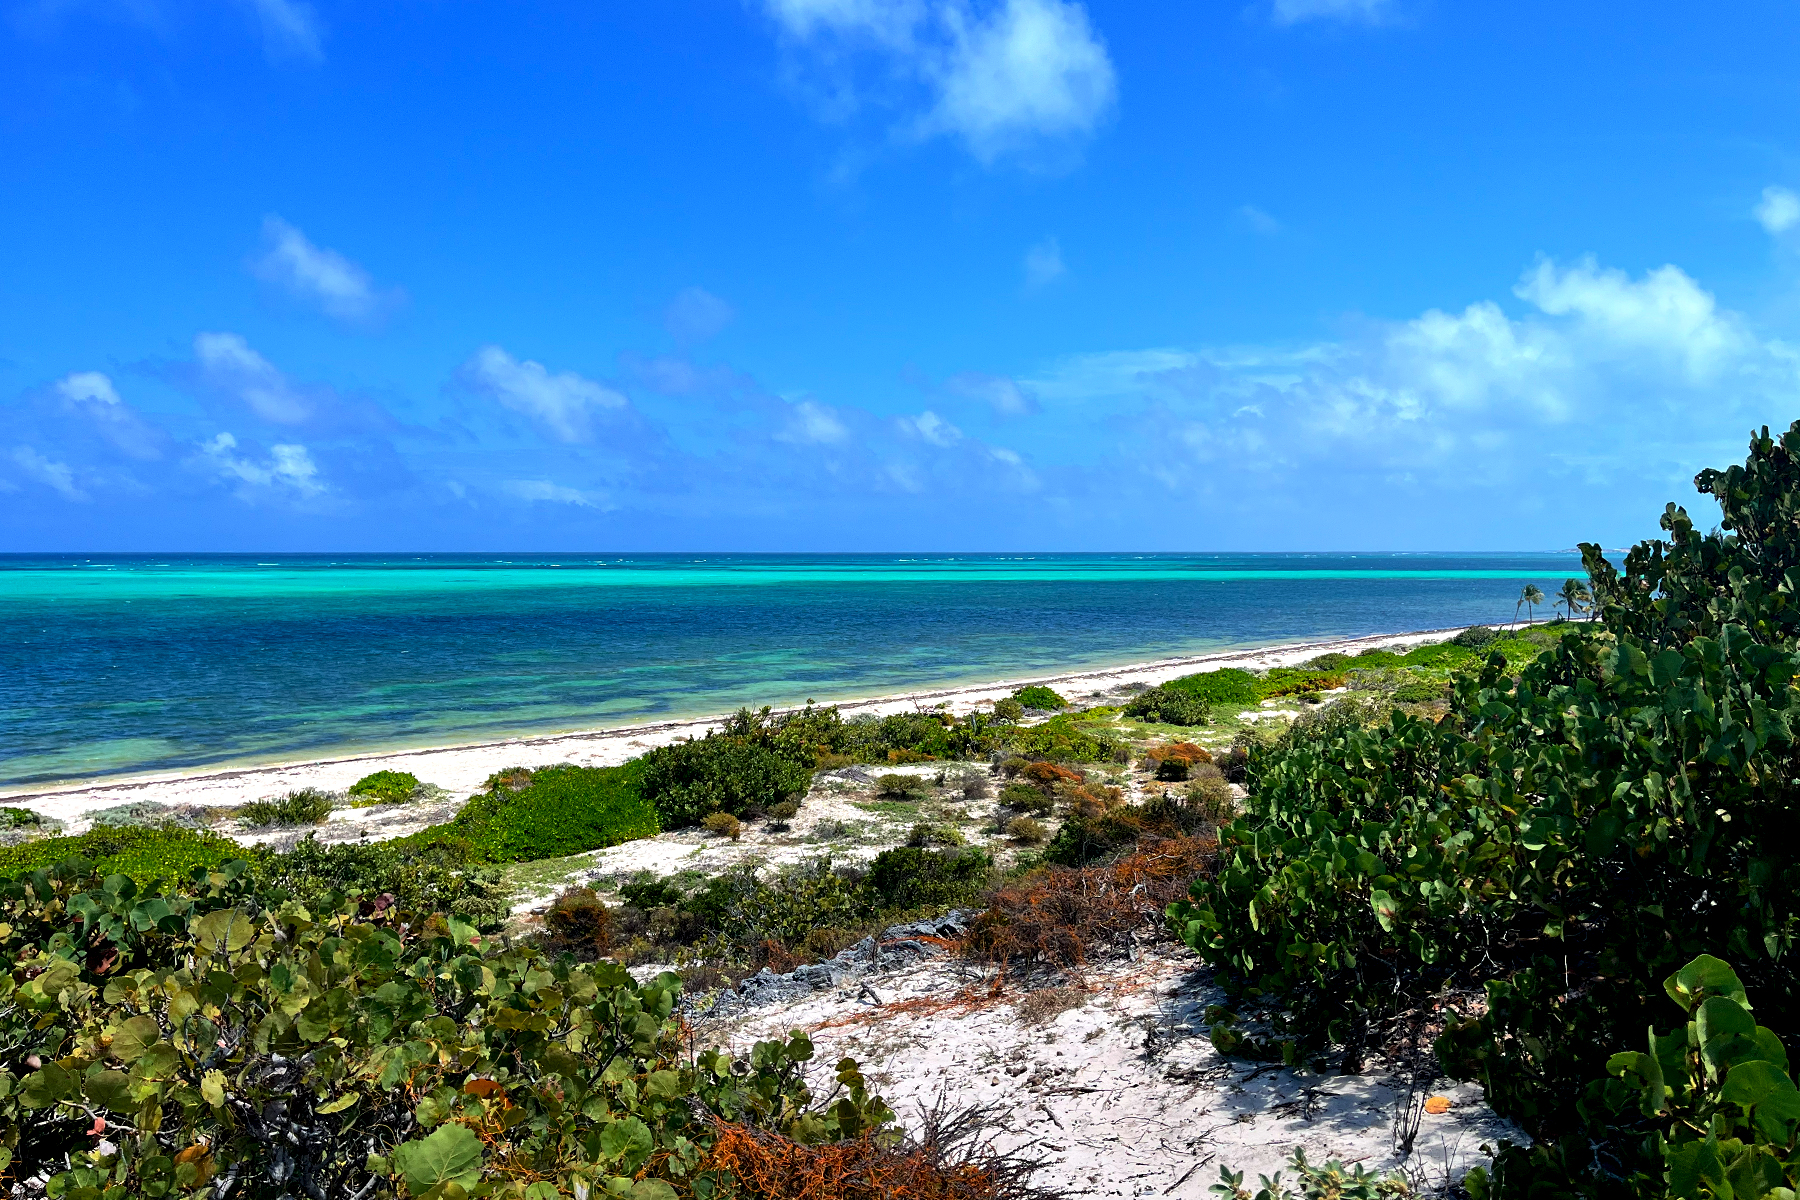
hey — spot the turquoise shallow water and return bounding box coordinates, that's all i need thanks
[1,552,1583,788]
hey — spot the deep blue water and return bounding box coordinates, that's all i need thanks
[0,552,1584,788]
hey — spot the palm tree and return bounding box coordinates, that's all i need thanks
[1554,578,1592,621]
[1516,584,1546,626]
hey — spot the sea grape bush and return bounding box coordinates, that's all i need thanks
[1171,423,1800,1195]
[0,856,892,1200]
[347,770,422,805]
[1462,955,1800,1200]
[1010,686,1067,711]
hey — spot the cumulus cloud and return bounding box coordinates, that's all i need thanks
[55,370,163,459]
[460,346,628,443]
[946,371,1036,414]
[764,0,1116,165]
[664,287,736,342]
[252,217,400,323]
[11,447,86,500]
[1023,237,1065,287]
[1755,186,1800,235]
[504,479,597,506]
[197,432,324,497]
[898,410,963,445]
[242,0,324,60]
[1024,256,1800,495]
[776,399,852,444]
[1270,0,1391,24]
[194,333,313,424]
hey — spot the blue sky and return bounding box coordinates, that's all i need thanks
[4,0,1799,551]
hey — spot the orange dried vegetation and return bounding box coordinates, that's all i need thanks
[1143,742,1210,767]
[701,1123,1004,1200]
[960,835,1216,969]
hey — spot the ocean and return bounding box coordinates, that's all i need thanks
[1,552,1585,789]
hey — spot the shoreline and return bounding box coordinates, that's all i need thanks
[6,622,1485,828]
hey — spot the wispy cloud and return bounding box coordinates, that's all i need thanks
[251,217,401,323]
[1270,0,1392,25]
[194,332,313,424]
[664,287,736,342]
[946,370,1037,414]
[460,346,628,443]
[504,479,598,507]
[1238,204,1280,234]
[1023,237,1065,287]
[898,409,963,445]
[11,446,86,500]
[775,399,852,444]
[55,370,163,459]
[764,0,1116,166]
[1755,185,1800,235]
[241,0,323,61]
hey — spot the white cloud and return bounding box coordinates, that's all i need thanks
[194,333,312,424]
[665,287,737,342]
[765,0,1115,165]
[461,346,627,443]
[925,0,1115,161]
[252,216,398,322]
[946,371,1036,414]
[1239,204,1280,234]
[242,0,324,60]
[505,479,596,507]
[898,410,963,445]
[1755,185,1800,235]
[197,432,324,497]
[776,399,852,444]
[56,371,122,409]
[11,447,86,500]
[1024,237,1065,287]
[1271,0,1391,24]
[1022,256,1800,493]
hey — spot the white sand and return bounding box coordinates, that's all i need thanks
[3,625,1477,830]
[703,943,1521,1197]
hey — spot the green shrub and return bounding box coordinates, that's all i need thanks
[999,782,1054,814]
[347,768,421,804]
[1172,424,1800,1197]
[1123,683,1211,726]
[703,810,744,841]
[0,857,893,1200]
[619,875,685,910]
[250,833,512,929]
[238,787,334,827]
[1451,624,1501,648]
[1005,816,1048,844]
[1390,677,1447,704]
[640,735,811,827]
[906,822,965,848]
[0,806,47,829]
[441,760,659,861]
[1002,715,1124,763]
[768,799,801,821]
[1187,768,1234,821]
[992,697,1025,722]
[1162,667,1261,709]
[86,800,205,829]
[865,846,991,911]
[742,861,873,947]
[1012,684,1067,710]
[0,824,242,883]
[876,772,928,798]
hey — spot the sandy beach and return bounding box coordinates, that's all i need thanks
[5,624,1476,831]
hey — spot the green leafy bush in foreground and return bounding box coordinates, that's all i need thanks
[1463,955,1800,1200]
[0,857,892,1200]
[348,769,422,804]
[440,760,661,861]
[999,715,1125,764]
[1172,423,1800,1197]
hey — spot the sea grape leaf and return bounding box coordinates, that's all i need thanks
[110,1015,161,1063]
[82,1069,132,1110]
[18,1062,73,1109]
[1699,997,1764,1080]
[391,1123,483,1195]
[1667,955,1748,1014]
